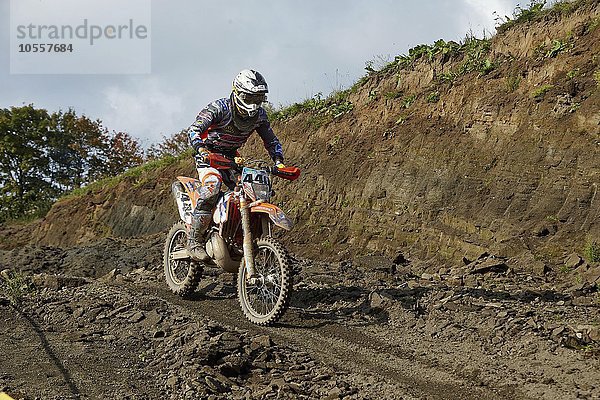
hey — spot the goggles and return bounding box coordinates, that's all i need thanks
[238,92,267,105]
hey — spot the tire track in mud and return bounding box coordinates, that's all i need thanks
[133,281,524,400]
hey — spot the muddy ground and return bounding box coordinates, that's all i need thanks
[1,235,599,400]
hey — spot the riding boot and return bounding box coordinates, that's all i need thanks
[187,211,211,261]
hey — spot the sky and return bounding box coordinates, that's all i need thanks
[0,0,523,147]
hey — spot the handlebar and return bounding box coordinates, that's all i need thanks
[207,153,301,181]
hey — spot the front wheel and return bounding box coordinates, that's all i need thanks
[163,222,202,297]
[237,236,292,326]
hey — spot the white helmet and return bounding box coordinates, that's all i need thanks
[232,69,268,117]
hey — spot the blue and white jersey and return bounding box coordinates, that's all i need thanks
[188,97,283,161]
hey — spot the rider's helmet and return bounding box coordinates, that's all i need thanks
[232,69,268,118]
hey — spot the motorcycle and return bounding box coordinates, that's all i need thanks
[163,153,301,325]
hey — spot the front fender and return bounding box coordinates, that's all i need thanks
[250,203,293,231]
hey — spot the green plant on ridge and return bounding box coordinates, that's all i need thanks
[584,240,600,263]
[61,153,183,200]
[506,75,522,92]
[531,84,554,100]
[426,91,440,103]
[383,91,403,100]
[401,94,417,109]
[566,69,580,79]
[0,270,34,307]
[546,39,567,58]
[495,0,547,33]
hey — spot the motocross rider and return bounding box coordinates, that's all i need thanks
[186,69,285,261]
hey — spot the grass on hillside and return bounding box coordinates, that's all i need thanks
[495,0,587,33]
[267,0,589,125]
[585,240,600,264]
[60,150,190,201]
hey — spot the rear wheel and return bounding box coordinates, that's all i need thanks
[237,236,292,326]
[164,222,202,297]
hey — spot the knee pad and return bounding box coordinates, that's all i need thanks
[197,167,222,191]
[195,167,223,214]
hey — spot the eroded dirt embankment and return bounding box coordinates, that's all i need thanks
[256,2,600,271]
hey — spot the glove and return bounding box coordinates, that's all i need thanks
[234,156,245,166]
[274,157,285,169]
[195,146,211,167]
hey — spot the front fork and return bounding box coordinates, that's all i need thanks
[239,194,256,279]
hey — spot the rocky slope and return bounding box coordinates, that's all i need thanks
[259,0,600,272]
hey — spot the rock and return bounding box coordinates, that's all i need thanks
[324,387,342,400]
[575,325,600,342]
[217,332,243,352]
[141,309,164,327]
[463,275,479,287]
[128,311,145,323]
[532,261,548,276]
[564,254,583,270]
[551,326,565,338]
[369,292,388,309]
[250,335,272,351]
[589,326,600,342]
[270,377,286,390]
[287,382,302,393]
[572,296,594,306]
[469,258,508,274]
[532,222,557,237]
[205,375,227,393]
[446,276,464,287]
[31,274,90,289]
[393,251,407,265]
[219,362,240,377]
[100,268,122,283]
[583,266,600,284]
[407,280,420,289]
[166,376,178,388]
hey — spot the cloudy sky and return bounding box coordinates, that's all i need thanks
[1,0,522,147]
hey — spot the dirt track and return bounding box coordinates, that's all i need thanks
[1,237,599,400]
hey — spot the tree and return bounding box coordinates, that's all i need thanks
[47,109,110,190]
[0,105,145,223]
[0,105,55,221]
[102,131,144,177]
[146,129,189,160]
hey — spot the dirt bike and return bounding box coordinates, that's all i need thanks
[163,153,301,325]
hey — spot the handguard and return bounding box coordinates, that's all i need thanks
[208,153,238,170]
[272,166,301,181]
